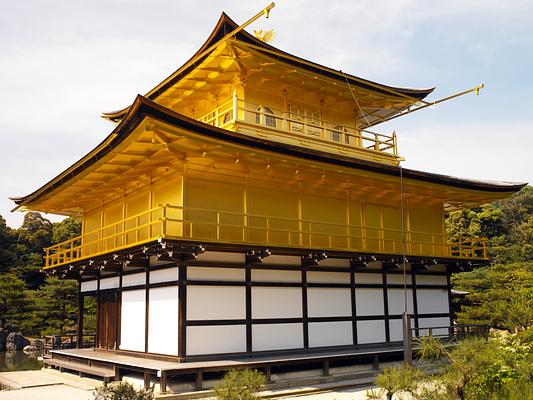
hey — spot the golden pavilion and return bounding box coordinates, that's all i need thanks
[10,4,525,392]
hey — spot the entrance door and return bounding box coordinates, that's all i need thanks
[97,292,118,349]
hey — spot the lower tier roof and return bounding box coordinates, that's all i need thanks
[11,95,526,213]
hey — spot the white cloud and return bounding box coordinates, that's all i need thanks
[400,122,532,184]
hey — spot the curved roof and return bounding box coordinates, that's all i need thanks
[102,13,434,122]
[13,95,526,210]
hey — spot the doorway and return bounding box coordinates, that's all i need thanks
[97,291,119,349]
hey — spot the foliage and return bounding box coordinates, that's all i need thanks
[0,216,15,273]
[451,262,533,331]
[415,335,447,361]
[366,364,423,400]
[0,212,89,336]
[0,273,29,328]
[27,277,78,335]
[93,382,153,400]
[413,336,532,400]
[214,368,266,400]
[369,335,532,399]
[52,216,81,244]
[446,186,533,263]
[447,186,533,332]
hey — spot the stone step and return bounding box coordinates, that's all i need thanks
[43,357,116,381]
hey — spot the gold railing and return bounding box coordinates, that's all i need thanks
[44,204,487,268]
[198,99,398,158]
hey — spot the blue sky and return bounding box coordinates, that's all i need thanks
[1,0,531,227]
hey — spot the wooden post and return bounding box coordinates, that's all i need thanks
[403,313,412,365]
[160,371,167,393]
[265,365,273,383]
[373,354,379,370]
[232,87,239,122]
[195,370,203,390]
[322,359,330,376]
[77,284,84,349]
[144,371,151,390]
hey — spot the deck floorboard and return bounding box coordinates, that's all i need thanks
[51,346,404,374]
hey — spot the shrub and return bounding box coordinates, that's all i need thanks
[93,381,153,400]
[366,364,423,400]
[215,368,265,400]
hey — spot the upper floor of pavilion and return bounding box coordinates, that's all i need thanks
[102,13,434,166]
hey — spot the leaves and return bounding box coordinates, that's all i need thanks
[0,213,83,335]
[93,381,153,400]
[214,369,265,400]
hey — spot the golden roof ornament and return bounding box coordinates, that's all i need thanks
[253,29,276,43]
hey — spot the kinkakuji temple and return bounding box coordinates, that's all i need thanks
[10,3,525,393]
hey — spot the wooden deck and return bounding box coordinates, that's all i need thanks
[49,345,405,392]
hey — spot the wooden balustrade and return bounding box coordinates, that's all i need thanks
[197,99,399,158]
[44,204,488,268]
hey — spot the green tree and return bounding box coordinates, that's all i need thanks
[0,215,16,273]
[215,369,265,400]
[0,273,29,328]
[366,364,423,400]
[29,277,78,336]
[52,216,81,244]
[446,186,532,263]
[418,336,532,400]
[93,381,153,400]
[16,212,53,255]
[452,262,532,331]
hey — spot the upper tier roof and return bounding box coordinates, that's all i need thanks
[102,13,434,123]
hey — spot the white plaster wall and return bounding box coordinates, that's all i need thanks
[150,267,179,284]
[357,320,386,344]
[389,318,415,342]
[262,255,301,266]
[416,275,448,286]
[308,288,351,317]
[366,261,382,270]
[387,289,414,315]
[417,289,449,314]
[187,325,246,355]
[309,321,352,347]
[251,269,301,283]
[355,273,383,284]
[196,251,245,263]
[319,258,350,268]
[187,286,245,320]
[148,286,179,355]
[122,272,146,287]
[355,288,384,316]
[100,276,119,290]
[120,289,146,352]
[252,287,302,318]
[307,271,350,284]
[386,274,411,285]
[418,317,451,336]
[252,323,303,351]
[81,280,97,292]
[188,267,244,281]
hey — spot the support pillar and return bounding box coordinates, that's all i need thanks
[159,371,167,393]
[195,370,203,390]
[77,283,84,349]
[403,313,413,365]
[144,371,151,390]
[322,359,330,376]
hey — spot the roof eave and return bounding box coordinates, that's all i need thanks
[16,95,527,211]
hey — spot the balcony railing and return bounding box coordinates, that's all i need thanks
[198,98,398,159]
[44,204,487,268]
